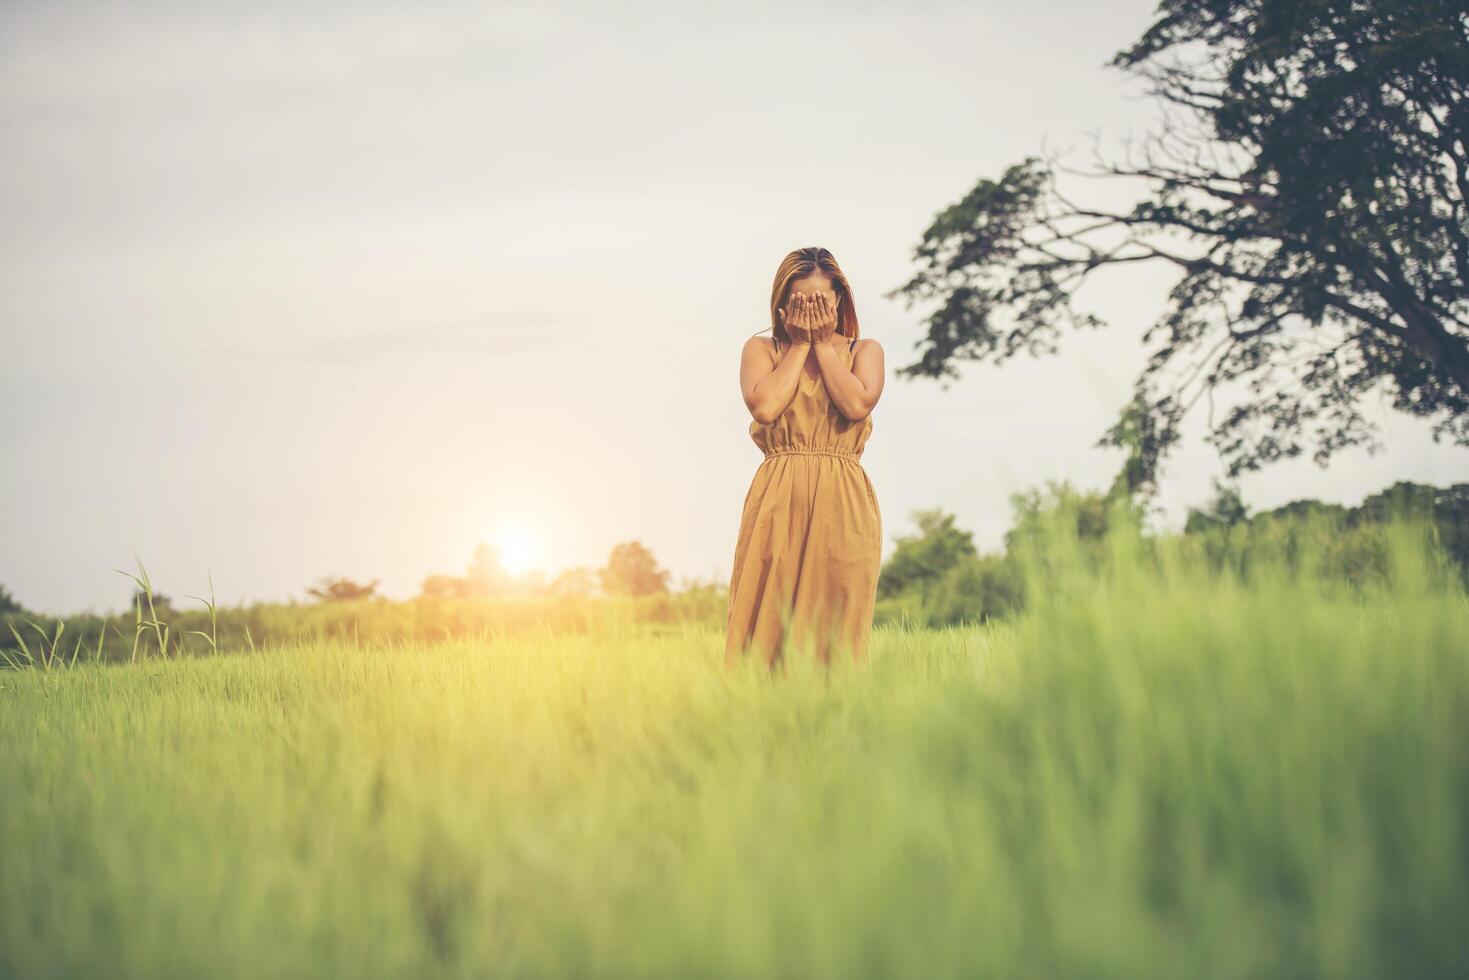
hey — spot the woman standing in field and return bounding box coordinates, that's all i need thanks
[725,246,886,671]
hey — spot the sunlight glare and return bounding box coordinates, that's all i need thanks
[496,526,535,576]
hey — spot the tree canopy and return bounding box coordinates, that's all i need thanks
[599,541,671,597]
[307,577,380,603]
[888,0,1469,479]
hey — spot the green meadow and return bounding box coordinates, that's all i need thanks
[3,510,1467,979]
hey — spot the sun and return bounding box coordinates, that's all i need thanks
[495,525,536,576]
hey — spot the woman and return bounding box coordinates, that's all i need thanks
[725,246,886,671]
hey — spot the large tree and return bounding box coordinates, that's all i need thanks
[887,0,1469,480]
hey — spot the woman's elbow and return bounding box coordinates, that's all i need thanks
[746,398,779,425]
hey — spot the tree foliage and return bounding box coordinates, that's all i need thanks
[887,0,1469,479]
[421,544,528,599]
[599,541,670,597]
[0,586,24,615]
[307,577,380,603]
[876,508,979,600]
[1184,477,1251,533]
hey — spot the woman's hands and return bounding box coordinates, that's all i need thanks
[777,294,812,344]
[804,293,838,344]
[777,292,839,345]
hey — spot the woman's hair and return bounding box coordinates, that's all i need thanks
[764,246,861,345]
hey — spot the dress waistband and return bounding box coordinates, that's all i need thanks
[762,447,862,461]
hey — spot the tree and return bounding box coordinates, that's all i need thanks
[420,574,472,599]
[886,0,1469,482]
[420,543,545,599]
[0,585,23,615]
[877,508,979,600]
[1184,477,1251,534]
[549,566,601,597]
[307,577,379,602]
[131,588,175,617]
[465,544,516,596]
[1003,481,1134,555]
[599,541,670,597]
[1357,480,1469,577]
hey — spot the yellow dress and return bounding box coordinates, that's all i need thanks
[725,333,882,669]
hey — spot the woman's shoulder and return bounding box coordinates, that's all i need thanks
[742,331,780,359]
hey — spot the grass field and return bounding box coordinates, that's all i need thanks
[3,516,1467,979]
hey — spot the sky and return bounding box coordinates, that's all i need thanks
[3,0,1466,615]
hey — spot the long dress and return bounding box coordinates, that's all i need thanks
[725,332,883,670]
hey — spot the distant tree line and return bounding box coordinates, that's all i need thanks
[874,477,1469,630]
[4,468,1463,667]
[303,539,682,606]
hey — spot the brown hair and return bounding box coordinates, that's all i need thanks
[762,246,861,346]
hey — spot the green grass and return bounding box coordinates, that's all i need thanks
[2,515,1467,978]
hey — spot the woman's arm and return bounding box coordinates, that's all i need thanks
[805,294,884,420]
[741,334,810,424]
[814,338,885,421]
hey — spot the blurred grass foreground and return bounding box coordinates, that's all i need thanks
[2,502,1467,978]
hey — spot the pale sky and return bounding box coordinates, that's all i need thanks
[3,0,1466,614]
